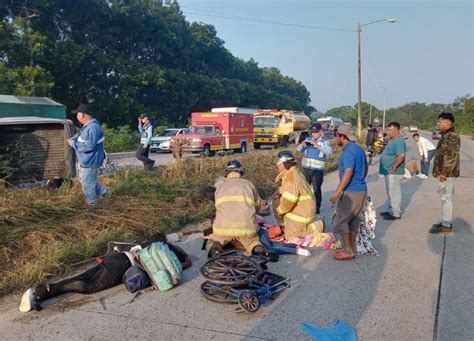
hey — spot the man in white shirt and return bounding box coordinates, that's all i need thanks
[413,133,436,178]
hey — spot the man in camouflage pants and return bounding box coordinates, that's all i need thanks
[430,112,460,233]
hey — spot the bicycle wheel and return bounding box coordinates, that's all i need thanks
[200,256,261,286]
[199,281,239,304]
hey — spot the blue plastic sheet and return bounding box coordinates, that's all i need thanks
[302,320,357,341]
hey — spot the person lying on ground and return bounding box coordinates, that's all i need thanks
[19,234,191,313]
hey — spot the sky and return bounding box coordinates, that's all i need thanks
[179,0,473,112]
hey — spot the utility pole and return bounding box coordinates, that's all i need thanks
[357,23,362,138]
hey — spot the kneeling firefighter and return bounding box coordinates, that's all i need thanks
[206,160,277,260]
[274,151,323,240]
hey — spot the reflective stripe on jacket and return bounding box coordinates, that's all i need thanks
[139,121,153,145]
[297,137,332,172]
[275,166,316,239]
[212,172,261,237]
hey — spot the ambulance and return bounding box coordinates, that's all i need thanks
[170,107,254,157]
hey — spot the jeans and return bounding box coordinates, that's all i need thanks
[38,253,132,302]
[384,174,403,217]
[258,227,297,255]
[438,178,455,227]
[136,144,154,169]
[420,150,436,176]
[78,166,109,206]
[302,168,324,214]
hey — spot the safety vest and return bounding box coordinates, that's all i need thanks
[212,172,260,237]
[301,137,328,172]
[140,121,152,144]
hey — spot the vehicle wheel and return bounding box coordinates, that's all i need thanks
[239,142,247,153]
[238,292,260,313]
[199,281,239,304]
[202,144,211,157]
[254,143,261,150]
[280,136,289,148]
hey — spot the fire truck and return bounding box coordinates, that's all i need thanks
[170,107,254,157]
[253,109,311,149]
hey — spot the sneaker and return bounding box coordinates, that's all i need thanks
[430,223,453,234]
[416,174,424,179]
[208,241,223,259]
[383,214,401,220]
[19,288,34,312]
[296,247,312,257]
[380,211,392,217]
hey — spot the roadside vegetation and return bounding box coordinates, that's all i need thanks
[0,145,341,297]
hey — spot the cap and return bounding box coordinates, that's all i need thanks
[71,104,92,115]
[225,159,243,172]
[337,125,356,141]
[312,123,322,132]
[276,150,297,165]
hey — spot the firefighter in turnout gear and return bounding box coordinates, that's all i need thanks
[207,160,276,259]
[274,151,320,240]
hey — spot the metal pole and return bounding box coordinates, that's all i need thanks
[382,88,387,131]
[357,23,362,138]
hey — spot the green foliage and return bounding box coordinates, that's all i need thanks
[325,95,473,134]
[325,102,382,126]
[102,124,139,153]
[0,1,312,128]
[0,14,53,96]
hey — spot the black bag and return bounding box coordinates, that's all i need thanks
[122,265,151,293]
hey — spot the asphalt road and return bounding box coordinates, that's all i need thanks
[1,132,473,340]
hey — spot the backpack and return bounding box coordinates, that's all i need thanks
[138,241,183,291]
[122,265,151,293]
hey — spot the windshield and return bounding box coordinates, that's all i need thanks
[254,116,278,128]
[159,129,179,137]
[190,126,214,135]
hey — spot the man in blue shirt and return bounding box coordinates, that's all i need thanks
[379,122,406,220]
[136,113,155,170]
[330,125,368,260]
[68,104,111,207]
[296,123,333,214]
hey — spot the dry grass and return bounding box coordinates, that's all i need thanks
[0,145,340,297]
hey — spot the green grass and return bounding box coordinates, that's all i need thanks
[0,145,340,297]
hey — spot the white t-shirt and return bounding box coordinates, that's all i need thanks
[416,136,436,158]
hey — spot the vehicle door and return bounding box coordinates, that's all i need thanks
[212,127,225,150]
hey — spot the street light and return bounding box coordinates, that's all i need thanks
[376,85,387,131]
[356,18,396,138]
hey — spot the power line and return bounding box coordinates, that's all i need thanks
[182,6,355,33]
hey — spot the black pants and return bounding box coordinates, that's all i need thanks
[302,168,324,214]
[37,253,132,302]
[136,144,154,169]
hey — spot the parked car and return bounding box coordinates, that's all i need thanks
[150,128,187,152]
[432,127,442,140]
[409,125,418,132]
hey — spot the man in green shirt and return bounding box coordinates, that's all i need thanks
[379,122,406,220]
